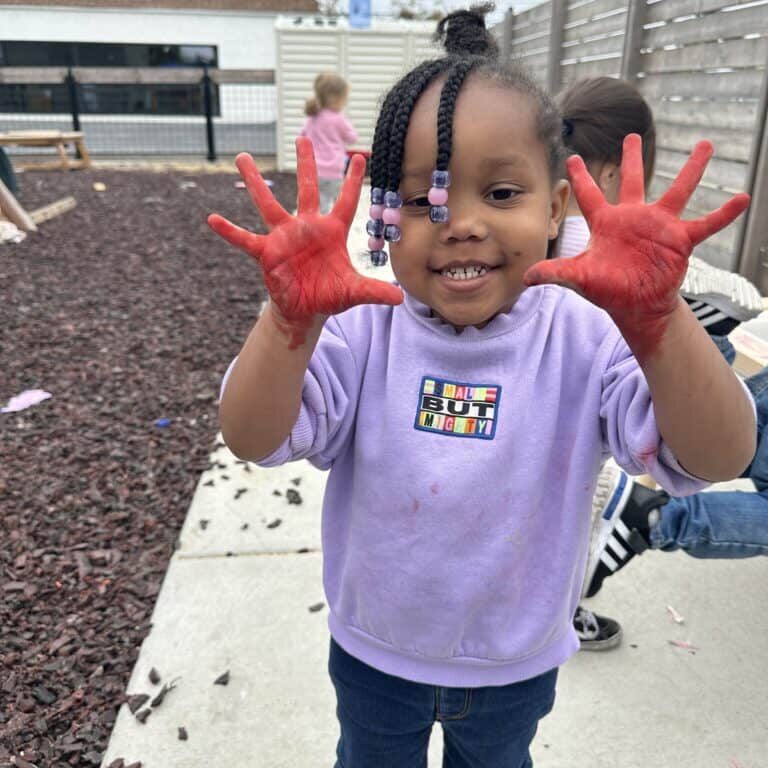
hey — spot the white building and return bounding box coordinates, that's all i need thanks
[0,0,321,155]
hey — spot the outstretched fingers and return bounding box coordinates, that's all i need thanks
[207,213,265,260]
[619,134,645,205]
[332,154,366,229]
[656,141,713,216]
[685,192,750,246]
[296,137,320,215]
[235,152,290,230]
[567,155,607,221]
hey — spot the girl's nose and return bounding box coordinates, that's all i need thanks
[438,198,488,243]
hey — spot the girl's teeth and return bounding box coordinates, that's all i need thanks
[442,266,489,280]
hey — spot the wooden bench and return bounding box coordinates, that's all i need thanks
[0,130,91,171]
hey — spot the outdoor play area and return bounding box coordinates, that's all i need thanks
[0,164,293,764]
[2,0,768,763]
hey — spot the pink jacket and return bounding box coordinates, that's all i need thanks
[300,109,358,180]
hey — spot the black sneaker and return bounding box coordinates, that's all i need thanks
[574,606,622,651]
[681,256,763,335]
[583,470,669,599]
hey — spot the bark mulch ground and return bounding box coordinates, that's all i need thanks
[0,165,296,766]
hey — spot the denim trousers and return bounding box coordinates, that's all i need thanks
[319,178,343,214]
[328,639,557,768]
[652,336,768,557]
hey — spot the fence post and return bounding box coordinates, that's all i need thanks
[501,8,516,63]
[737,51,768,289]
[65,67,83,159]
[620,0,647,82]
[547,0,567,95]
[202,65,217,162]
[65,67,81,131]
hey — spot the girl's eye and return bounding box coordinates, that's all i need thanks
[405,195,430,208]
[487,188,520,202]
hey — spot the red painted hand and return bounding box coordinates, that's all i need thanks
[208,137,403,348]
[524,134,750,361]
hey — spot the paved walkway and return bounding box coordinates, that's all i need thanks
[102,189,768,768]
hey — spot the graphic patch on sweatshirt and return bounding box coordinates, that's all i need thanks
[414,376,500,440]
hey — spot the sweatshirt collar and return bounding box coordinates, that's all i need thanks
[402,288,544,342]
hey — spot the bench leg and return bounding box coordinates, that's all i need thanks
[74,139,91,169]
[56,141,70,171]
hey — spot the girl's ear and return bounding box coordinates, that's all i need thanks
[548,179,571,239]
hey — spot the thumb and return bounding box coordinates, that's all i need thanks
[348,274,404,307]
[524,256,587,293]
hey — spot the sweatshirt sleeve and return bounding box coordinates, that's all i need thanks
[338,114,358,145]
[599,332,710,496]
[246,317,359,471]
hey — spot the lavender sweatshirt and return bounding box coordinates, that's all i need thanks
[247,286,706,687]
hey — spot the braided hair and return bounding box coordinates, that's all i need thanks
[369,4,566,197]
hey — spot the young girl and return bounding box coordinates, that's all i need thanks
[208,8,755,767]
[301,72,358,213]
[554,76,658,650]
[557,76,656,260]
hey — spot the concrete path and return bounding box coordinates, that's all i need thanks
[101,190,768,768]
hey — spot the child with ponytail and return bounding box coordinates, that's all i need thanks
[301,73,358,213]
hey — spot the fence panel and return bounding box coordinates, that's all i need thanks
[637,0,768,269]
[0,66,277,158]
[501,0,768,272]
[508,1,553,86]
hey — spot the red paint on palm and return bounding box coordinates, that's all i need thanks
[208,137,403,348]
[524,135,750,361]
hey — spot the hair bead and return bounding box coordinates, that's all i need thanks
[384,190,402,208]
[383,224,401,242]
[366,218,385,237]
[382,207,401,226]
[370,249,388,266]
[431,170,451,188]
[429,205,449,223]
[427,187,448,206]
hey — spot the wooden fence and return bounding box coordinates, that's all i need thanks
[499,0,768,287]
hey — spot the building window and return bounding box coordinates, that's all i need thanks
[0,41,217,68]
[0,41,219,116]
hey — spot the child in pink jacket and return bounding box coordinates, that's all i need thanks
[301,73,358,213]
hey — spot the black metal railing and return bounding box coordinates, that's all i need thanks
[0,66,277,160]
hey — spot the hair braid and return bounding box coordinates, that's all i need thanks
[435,58,477,171]
[384,59,448,192]
[369,85,403,191]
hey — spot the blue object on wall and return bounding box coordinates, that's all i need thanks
[349,0,372,29]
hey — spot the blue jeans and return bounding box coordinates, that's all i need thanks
[328,639,557,768]
[651,335,768,557]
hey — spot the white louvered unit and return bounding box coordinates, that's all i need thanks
[275,16,439,170]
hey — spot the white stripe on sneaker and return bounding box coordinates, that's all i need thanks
[600,550,619,571]
[614,517,632,543]
[607,536,628,560]
[699,311,727,327]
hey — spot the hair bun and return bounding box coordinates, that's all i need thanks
[434,4,498,58]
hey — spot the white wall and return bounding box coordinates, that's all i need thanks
[275,16,438,170]
[0,5,286,68]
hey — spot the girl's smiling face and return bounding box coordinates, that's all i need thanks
[391,76,569,330]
